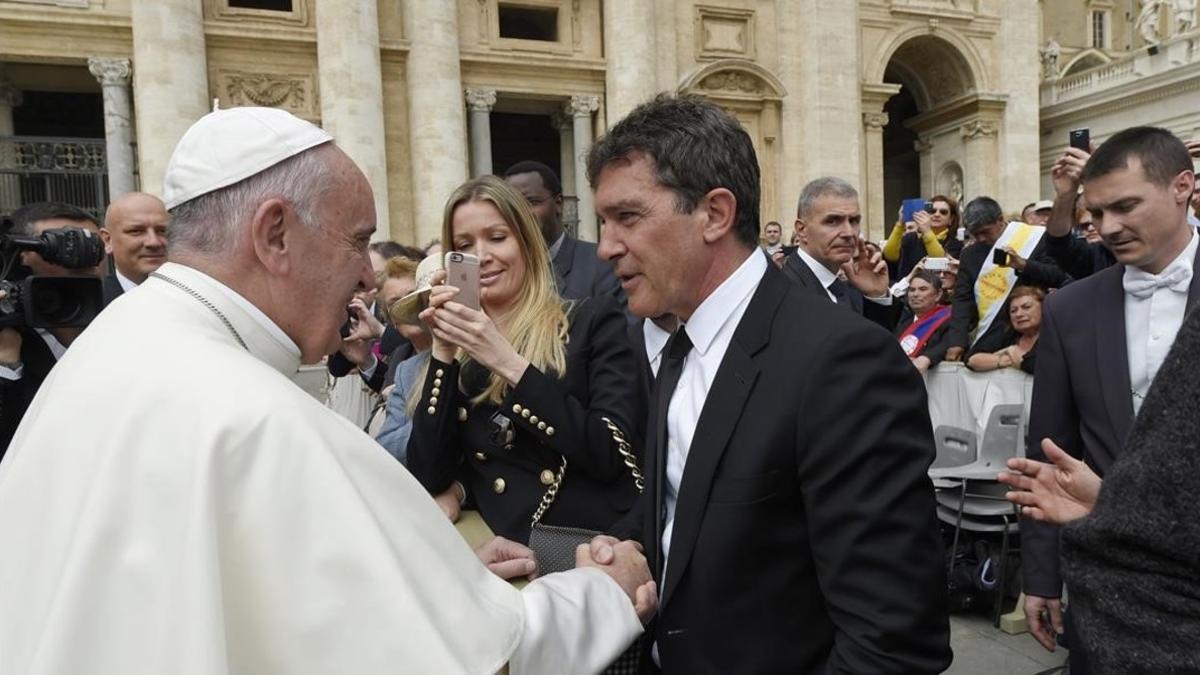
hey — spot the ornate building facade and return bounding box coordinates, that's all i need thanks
[1,0,1044,244]
[1038,0,1200,197]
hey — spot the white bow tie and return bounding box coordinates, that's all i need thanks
[1123,264,1193,299]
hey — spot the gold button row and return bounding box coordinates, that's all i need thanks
[509,404,555,437]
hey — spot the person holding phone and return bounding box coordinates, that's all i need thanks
[883,194,964,279]
[407,175,642,545]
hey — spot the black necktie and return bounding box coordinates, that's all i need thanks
[652,327,692,575]
[827,279,848,304]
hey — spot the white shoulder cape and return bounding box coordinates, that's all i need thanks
[0,263,639,675]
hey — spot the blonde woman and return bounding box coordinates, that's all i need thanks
[407,176,641,544]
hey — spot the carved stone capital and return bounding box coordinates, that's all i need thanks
[862,111,889,130]
[565,95,600,118]
[960,119,999,140]
[88,57,132,87]
[913,136,934,153]
[465,88,497,113]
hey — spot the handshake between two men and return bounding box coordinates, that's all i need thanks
[475,533,659,623]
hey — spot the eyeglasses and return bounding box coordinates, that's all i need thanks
[930,208,951,216]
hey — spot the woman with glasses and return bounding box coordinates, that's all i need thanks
[406,175,642,545]
[883,194,965,278]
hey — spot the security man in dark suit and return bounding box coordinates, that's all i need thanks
[504,160,628,313]
[587,94,950,674]
[1022,126,1200,673]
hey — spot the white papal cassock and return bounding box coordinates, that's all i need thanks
[0,262,640,675]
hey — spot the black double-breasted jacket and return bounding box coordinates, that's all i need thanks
[406,295,643,543]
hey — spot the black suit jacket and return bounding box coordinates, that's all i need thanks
[613,263,950,674]
[1023,242,1200,598]
[102,271,124,306]
[782,250,900,331]
[0,329,59,461]
[553,235,628,315]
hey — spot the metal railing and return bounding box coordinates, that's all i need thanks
[0,135,109,220]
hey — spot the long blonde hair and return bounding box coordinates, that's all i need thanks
[418,176,569,407]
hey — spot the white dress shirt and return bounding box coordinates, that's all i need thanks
[1125,229,1197,414]
[115,269,139,294]
[643,318,672,378]
[661,250,766,576]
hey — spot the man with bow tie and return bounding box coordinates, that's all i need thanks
[1021,126,1200,674]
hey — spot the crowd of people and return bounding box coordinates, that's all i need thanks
[0,93,1196,675]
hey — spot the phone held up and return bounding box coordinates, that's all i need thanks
[1069,128,1090,152]
[993,249,1010,267]
[924,257,950,272]
[445,251,481,311]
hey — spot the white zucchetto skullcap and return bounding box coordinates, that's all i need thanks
[162,106,333,210]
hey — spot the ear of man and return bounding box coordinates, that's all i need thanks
[248,197,295,277]
[98,228,115,255]
[793,218,808,246]
[700,187,738,244]
[1171,170,1196,205]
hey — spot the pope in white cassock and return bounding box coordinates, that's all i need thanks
[0,107,654,674]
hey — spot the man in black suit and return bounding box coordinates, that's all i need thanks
[782,177,898,330]
[99,192,169,303]
[0,202,106,459]
[587,94,950,674]
[1022,126,1200,673]
[503,160,627,312]
[944,196,1068,361]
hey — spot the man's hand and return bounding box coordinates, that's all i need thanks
[476,536,539,581]
[1186,139,1200,159]
[1023,595,1064,652]
[998,438,1101,524]
[1051,148,1090,198]
[945,346,965,362]
[842,238,890,298]
[0,327,22,366]
[578,536,657,623]
[1001,246,1027,272]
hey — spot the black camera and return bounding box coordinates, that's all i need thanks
[0,218,106,329]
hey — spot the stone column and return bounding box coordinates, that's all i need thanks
[465,88,496,177]
[961,118,1000,205]
[88,57,137,198]
[405,0,468,245]
[0,81,22,212]
[602,0,657,124]
[315,0,391,238]
[566,95,600,242]
[860,83,900,242]
[552,111,575,196]
[130,0,209,198]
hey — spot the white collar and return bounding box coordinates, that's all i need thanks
[642,318,672,363]
[548,231,567,260]
[796,246,839,289]
[681,250,766,357]
[114,268,140,293]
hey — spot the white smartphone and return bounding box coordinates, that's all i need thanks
[444,251,481,311]
[925,257,950,272]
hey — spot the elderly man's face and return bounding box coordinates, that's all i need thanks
[287,150,377,362]
[794,194,862,272]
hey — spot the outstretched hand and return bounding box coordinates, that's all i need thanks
[476,536,539,581]
[841,238,889,299]
[998,438,1102,524]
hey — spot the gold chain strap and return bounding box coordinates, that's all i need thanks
[529,416,643,527]
[601,416,645,493]
[530,455,568,526]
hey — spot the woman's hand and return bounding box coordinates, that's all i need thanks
[1000,344,1026,368]
[912,210,932,234]
[998,438,1102,524]
[341,297,384,368]
[426,300,531,386]
[912,355,932,375]
[420,271,461,363]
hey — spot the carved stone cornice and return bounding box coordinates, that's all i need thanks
[960,118,999,140]
[565,94,600,117]
[217,70,316,119]
[87,57,132,87]
[906,92,1007,137]
[465,88,497,112]
[863,111,889,130]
